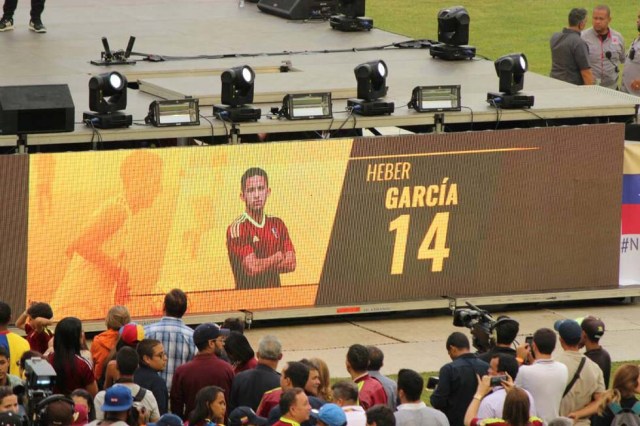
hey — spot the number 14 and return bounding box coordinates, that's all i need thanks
[388,213,450,274]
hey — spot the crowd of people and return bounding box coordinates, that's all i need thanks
[550,4,640,94]
[0,290,637,426]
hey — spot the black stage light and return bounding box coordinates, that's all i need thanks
[145,99,200,127]
[486,53,534,109]
[409,85,461,112]
[82,71,132,129]
[213,65,261,122]
[429,6,476,60]
[347,60,394,116]
[281,93,333,120]
[330,0,373,32]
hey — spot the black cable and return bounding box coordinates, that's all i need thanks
[199,114,215,140]
[461,106,474,130]
[521,108,549,126]
[214,113,230,140]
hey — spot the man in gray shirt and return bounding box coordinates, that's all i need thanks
[367,346,398,411]
[581,5,625,89]
[550,8,595,85]
[395,369,449,426]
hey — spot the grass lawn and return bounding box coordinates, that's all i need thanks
[366,1,639,75]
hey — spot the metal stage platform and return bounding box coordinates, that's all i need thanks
[0,0,638,147]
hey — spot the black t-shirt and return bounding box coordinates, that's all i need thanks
[585,347,612,388]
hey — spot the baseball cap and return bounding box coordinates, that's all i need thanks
[102,385,134,412]
[148,413,184,426]
[193,323,230,346]
[0,412,22,426]
[229,406,268,426]
[311,404,347,426]
[119,322,145,345]
[580,316,605,341]
[554,319,582,345]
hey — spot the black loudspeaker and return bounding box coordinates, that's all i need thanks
[257,0,336,20]
[0,84,75,135]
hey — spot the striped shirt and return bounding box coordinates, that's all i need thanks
[144,317,196,389]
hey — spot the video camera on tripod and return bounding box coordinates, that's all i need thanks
[15,357,57,425]
[452,301,496,353]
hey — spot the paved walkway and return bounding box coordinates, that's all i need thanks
[241,301,640,377]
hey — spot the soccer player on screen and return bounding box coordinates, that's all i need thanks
[227,167,296,289]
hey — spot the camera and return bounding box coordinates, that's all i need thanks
[490,375,508,386]
[23,357,56,425]
[426,376,440,390]
[452,302,495,353]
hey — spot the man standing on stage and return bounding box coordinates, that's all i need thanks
[0,0,47,33]
[581,5,625,89]
[227,167,296,290]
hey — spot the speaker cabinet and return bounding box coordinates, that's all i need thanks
[257,0,336,20]
[0,84,75,135]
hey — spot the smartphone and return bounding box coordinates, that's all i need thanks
[525,335,533,346]
[490,375,508,386]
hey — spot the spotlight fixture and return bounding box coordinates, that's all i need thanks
[145,98,200,127]
[82,71,132,129]
[409,85,461,112]
[347,60,394,116]
[281,93,333,120]
[429,6,476,61]
[330,0,373,32]
[486,53,534,109]
[213,65,262,122]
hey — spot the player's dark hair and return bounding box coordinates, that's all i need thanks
[0,346,9,360]
[27,302,53,320]
[116,346,139,376]
[367,346,384,371]
[137,339,162,367]
[492,354,520,380]
[397,369,423,402]
[568,8,587,26]
[284,361,310,388]
[347,344,370,372]
[164,289,188,318]
[331,381,359,403]
[279,388,305,415]
[0,302,11,326]
[533,328,556,355]
[366,405,395,426]
[241,167,269,191]
[446,332,470,350]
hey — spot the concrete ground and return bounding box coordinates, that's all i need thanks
[240,301,640,378]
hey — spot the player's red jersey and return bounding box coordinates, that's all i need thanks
[227,212,295,289]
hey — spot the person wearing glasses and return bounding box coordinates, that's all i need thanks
[135,339,169,415]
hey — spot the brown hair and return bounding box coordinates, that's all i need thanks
[503,387,530,426]
[310,358,333,402]
[598,364,640,415]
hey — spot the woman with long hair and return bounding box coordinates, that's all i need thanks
[310,358,333,402]
[224,333,256,374]
[592,364,640,426]
[47,317,98,397]
[188,386,226,426]
[465,375,542,426]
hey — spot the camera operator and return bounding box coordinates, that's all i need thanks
[478,317,519,363]
[477,355,536,420]
[430,332,488,426]
[39,396,75,426]
[514,328,568,424]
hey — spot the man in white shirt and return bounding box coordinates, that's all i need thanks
[515,328,568,424]
[332,381,366,426]
[395,369,449,426]
[478,354,536,419]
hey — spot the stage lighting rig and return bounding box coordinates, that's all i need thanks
[486,53,534,109]
[91,36,136,66]
[347,60,394,116]
[330,0,373,32]
[429,6,476,61]
[82,71,133,129]
[214,65,262,122]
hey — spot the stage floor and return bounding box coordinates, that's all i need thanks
[0,0,638,146]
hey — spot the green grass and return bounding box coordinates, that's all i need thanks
[334,360,640,405]
[367,1,639,74]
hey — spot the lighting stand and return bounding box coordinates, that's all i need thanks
[429,43,476,60]
[213,105,262,122]
[329,15,373,31]
[91,36,137,66]
[347,99,394,116]
[83,111,133,129]
[486,92,535,109]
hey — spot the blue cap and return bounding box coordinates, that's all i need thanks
[102,385,133,412]
[149,413,184,426]
[311,404,347,426]
[554,319,582,345]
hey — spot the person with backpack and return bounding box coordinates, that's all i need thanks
[592,364,640,426]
